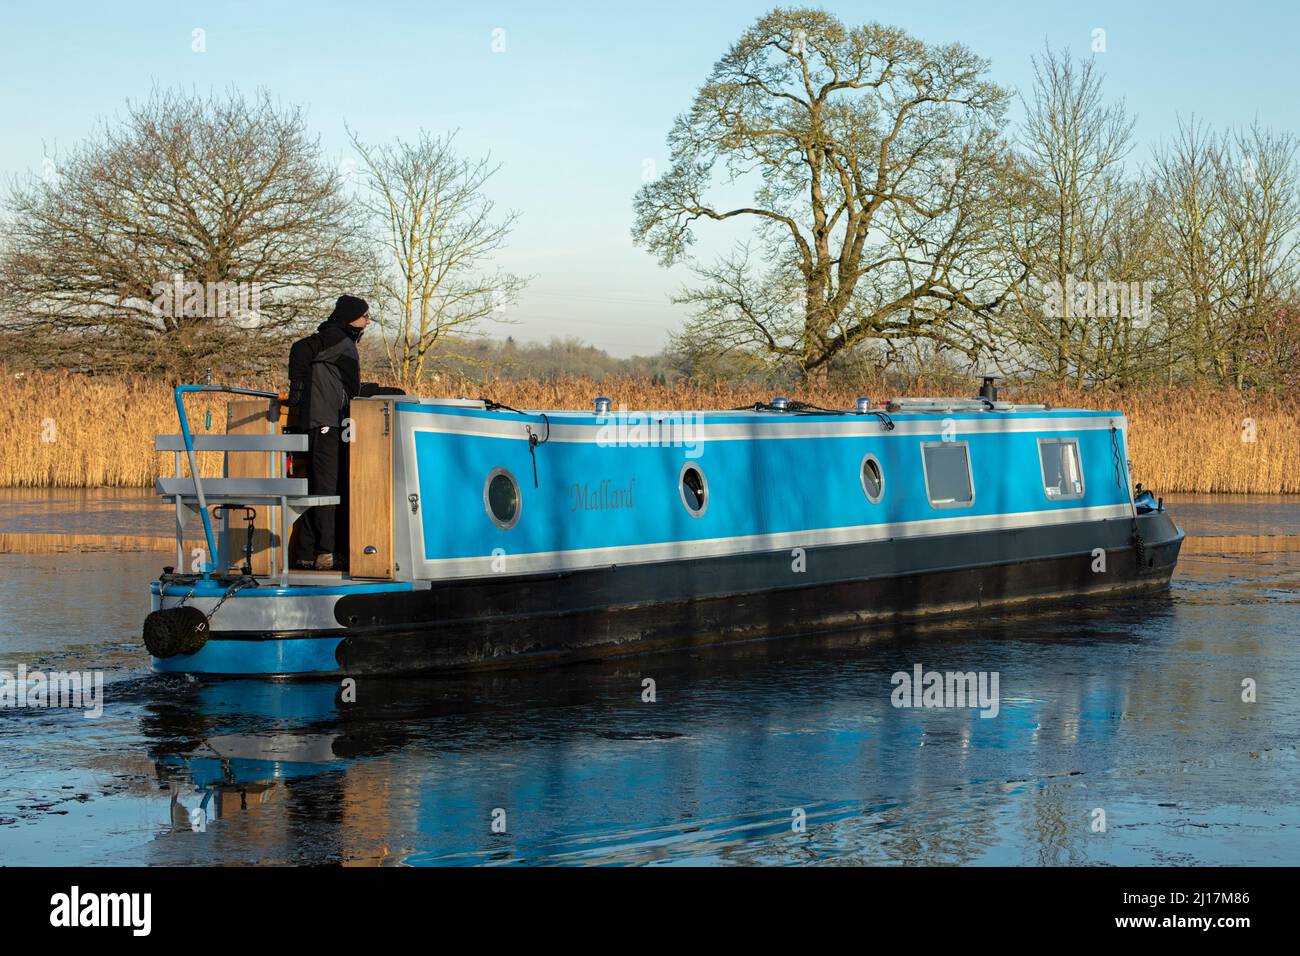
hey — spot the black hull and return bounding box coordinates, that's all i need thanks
[325,512,1183,676]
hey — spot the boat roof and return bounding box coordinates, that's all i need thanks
[389,396,1122,422]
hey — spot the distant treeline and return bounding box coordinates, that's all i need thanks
[361,333,990,392]
[395,335,682,384]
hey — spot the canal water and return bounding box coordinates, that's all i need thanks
[0,491,1297,865]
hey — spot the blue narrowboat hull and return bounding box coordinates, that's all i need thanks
[148,401,1184,677]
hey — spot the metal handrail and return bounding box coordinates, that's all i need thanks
[173,384,281,578]
[155,433,308,452]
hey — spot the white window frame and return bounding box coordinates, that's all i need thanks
[1037,437,1085,501]
[678,461,709,518]
[860,453,885,504]
[484,467,522,529]
[920,440,975,510]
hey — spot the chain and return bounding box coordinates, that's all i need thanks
[525,415,550,488]
[1112,423,1147,570]
[173,580,198,609]
[481,398,550,487]
[1109,424,1127,494]
[206,578,254,622]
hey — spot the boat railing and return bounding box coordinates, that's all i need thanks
[158,384,340,585]
[885,397,1050,413]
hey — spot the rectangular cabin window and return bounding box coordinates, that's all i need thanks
[921,441,974,509]
[1039,437,1084,500]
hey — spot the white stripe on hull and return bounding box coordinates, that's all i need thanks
[413,502,1135,579]
[153,592,344,633]
[404,413,1122,444]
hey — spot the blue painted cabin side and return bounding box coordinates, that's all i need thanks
[396,403,1135,580]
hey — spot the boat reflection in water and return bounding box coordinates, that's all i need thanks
[139,585,1273,868]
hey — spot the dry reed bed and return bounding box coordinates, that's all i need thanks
[1,370,1296,494]
[0,531,203,553]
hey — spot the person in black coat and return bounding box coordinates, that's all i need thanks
[286,295,370,571]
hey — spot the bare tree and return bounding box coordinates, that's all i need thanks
[633,8,1013,385]
[1212,125,1300,386]
[349,128,526,391]
[1151,120,1300,387]
[1080,179,1166,386]
[0,88,367,377]
[993,46,1158,386]
[1150,118,1233,383]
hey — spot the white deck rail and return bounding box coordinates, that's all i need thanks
[155,420,338,586]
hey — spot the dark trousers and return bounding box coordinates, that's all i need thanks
[294,425,348,562]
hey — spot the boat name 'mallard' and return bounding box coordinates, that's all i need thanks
[570,479,636,512]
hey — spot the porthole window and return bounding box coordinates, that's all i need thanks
[860,454,884,503]
[484,467,521,529]
[679,463,708,517]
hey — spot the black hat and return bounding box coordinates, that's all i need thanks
[329,294,369,324]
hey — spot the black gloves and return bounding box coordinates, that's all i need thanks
[358,383,407,398]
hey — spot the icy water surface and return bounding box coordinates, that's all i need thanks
[0,487,181,537]
[0,494,1297,866]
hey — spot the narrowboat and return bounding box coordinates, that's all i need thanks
[143,380,1183,677]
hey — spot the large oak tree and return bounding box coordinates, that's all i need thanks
[633,8,1014,383]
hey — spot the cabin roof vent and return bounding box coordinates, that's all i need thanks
[769,395,790,411]
[593,396,612,414]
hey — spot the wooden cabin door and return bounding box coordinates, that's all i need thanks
[349,398,395,579]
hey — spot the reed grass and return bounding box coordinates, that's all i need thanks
[1,368,1297,495]
[0,531,202,553]
[1180,534,1300,554]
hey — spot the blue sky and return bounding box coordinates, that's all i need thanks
[2,1,1297,355]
